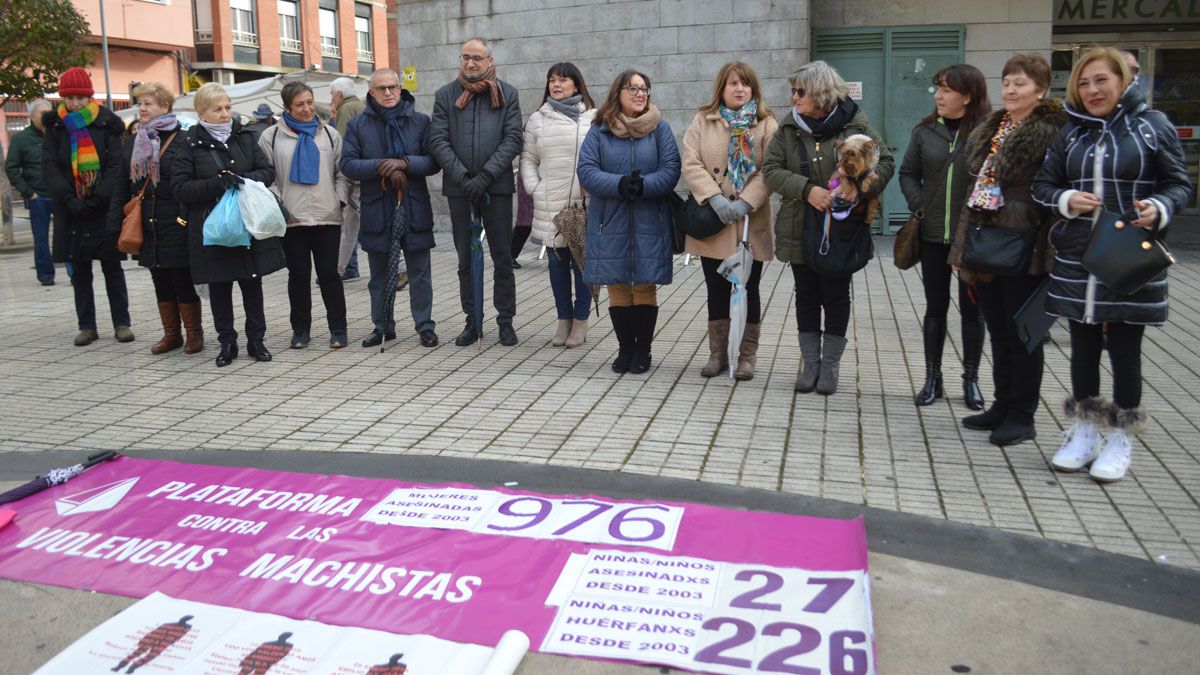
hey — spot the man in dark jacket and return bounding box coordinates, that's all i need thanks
[429,37,523,346]
[41,68,133,346]
[244,103,276,138]
[341,68,440,349]
[5,99,57,285]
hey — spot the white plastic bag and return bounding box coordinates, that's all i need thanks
[237,178,287,240]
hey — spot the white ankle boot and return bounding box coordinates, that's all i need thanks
[1090,406,1145,483]
[1051,397,1106,471]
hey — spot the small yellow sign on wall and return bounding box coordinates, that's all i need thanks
[401,67,418,92]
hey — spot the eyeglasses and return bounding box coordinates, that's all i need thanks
[623,86,651,95]
[372,84,400,93]
[790,87,806,98]
[461,54,489,63]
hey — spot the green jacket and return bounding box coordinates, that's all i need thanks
[4,123,48,199]
[334,95,365,138]
[898,119,971,245]
[763,101,893,264]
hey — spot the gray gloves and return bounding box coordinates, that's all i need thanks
[708,195,753,224]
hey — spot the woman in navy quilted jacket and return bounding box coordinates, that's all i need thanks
[577,70,681,375]
[1032,47,1192,483]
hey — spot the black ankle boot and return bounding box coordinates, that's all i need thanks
[247,341,272,362]
[215,342,238,367]
[963,404,1007,431]
[914,316,946,406]
[961,320,985,411]
[610,306,635,373]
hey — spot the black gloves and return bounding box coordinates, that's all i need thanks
[219,171,242,190]
[618,171,644,201]
[463,174,490,203]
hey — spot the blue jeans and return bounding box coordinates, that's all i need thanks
[27,196,55,281]
[547,247,590,320]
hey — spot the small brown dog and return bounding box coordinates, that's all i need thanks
[830,134,882,222]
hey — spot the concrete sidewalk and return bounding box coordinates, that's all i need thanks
[3,452,1198,673]
[1,226,1198,572]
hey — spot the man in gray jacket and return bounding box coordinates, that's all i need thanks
[429,37,523,346]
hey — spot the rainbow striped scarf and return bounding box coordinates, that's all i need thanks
[58,101,101,198]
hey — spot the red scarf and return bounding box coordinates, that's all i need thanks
[455,66,503,110]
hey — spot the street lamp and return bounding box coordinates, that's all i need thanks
[98,0,113,107]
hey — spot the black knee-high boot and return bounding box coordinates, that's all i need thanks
[609,306,636,373]
[961,320,985,410]
[628,305,658,374]
[915,316,946,406]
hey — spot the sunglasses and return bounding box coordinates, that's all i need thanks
[791,87,806,98]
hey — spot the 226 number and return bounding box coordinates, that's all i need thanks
[694,619,869,675]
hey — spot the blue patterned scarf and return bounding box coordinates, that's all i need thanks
[283,112,320,185]
[719,100,757,193]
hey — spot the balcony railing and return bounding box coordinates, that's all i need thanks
[356,49,373,62]
[320,43,340,58]
[194,29,213,43]
[280,37,302,52]
[232,30,259,47]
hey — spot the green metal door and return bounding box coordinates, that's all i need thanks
[813,25,965,233]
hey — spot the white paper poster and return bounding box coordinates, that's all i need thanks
[36,592,510,674]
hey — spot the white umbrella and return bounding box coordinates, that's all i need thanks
[717,214,753,379]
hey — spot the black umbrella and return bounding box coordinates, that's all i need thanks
[0,451,119,505]
[379,184,410,353]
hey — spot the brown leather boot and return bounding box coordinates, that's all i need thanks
[179,301,205,354]
[700,319,729,377]
[734,323,761,381]
[151,301,182,354]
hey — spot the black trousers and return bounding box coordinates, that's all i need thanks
[702,256,763,324]
[1069,320,1146,409]
[792,264,851,336]
[284,225,346,334]
[150,267,199,303]
[976,274,1045,424]
[448,194,516,326]
[209,278,265,346]
[72,237,130,331]
[919,241,980,325]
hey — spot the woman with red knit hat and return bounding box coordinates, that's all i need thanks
[41,67,133,346]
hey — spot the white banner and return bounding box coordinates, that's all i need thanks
[36,592,517,674]
[542,550,875,675]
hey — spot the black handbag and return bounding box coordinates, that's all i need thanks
[1081,209,1174,296]
[676,194,726,240]
[667,191,687,254]
[1014,276,1056,353]
[962,222,1038,276]
[802,206,873,277]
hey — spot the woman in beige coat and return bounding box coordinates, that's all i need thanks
[520,62,597,347]
[682,61,778,379]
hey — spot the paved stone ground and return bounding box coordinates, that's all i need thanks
[1,224,1198,570]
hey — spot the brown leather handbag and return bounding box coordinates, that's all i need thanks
[895,144,958,270]
[118,132,177,255]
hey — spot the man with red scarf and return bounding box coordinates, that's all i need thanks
[41,67,132,346]
[429,37,524,347]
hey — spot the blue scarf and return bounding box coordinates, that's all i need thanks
[368,95,410,159]
[283,112,320,185]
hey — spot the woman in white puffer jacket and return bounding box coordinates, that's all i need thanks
[520,62,597,348]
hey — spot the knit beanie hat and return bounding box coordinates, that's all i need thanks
[58,68,95,97]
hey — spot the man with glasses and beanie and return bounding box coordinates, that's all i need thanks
[429,37,524,346]
[341,68,441,350]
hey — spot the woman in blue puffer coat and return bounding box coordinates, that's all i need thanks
[577,69,681,375]
[1032,47,1191,483]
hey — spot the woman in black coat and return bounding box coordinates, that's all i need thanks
[40,67,132,347]
[899,64,990,410]
[173,83,286,367]
[948,54,1067,447]
[108,82,203,356]
[1032,47,1192,483]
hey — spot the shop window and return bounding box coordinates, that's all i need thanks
[1153,48,1200,208]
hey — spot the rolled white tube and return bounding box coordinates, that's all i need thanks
[478,630,530,675]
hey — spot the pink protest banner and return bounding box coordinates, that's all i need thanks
[0,457,873,673]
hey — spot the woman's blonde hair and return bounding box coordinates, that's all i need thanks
[699,61,774,121]
[1066,47,1132,110]
[193,82,230,114]
[789,60,849,114]
[131,82,175,112]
